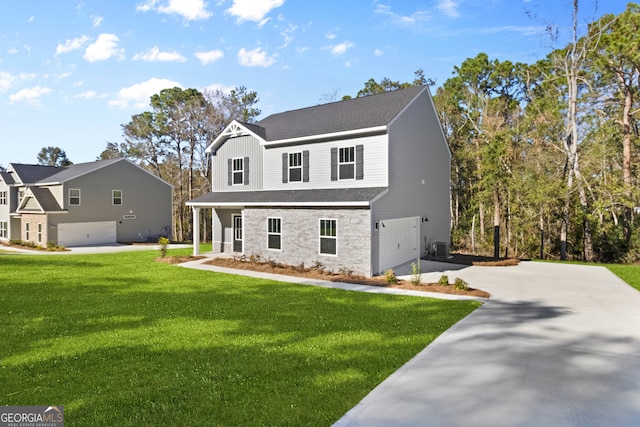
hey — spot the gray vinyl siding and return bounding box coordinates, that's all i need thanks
[370,89,451,275]
[211,208,240,253]
[262,134,388,190]
[211,135,263,192]
[48,160,172,243]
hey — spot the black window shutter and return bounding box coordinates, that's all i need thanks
[356,145,364,180]
[227,159,232,186]
[282,153,288,183]
[303,150,310,182]
[330,147,338,181]
[243,157,249,185]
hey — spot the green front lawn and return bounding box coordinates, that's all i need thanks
[0,249,479,426]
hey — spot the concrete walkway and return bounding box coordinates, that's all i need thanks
[333,261,640,427]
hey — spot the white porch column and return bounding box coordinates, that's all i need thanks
[192,207,200,255]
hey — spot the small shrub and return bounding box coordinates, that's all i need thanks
[454,278,470,291]
[410,260,422,285]
[385,269,398,285]
[438,275,450,286]
[158,236,170,258]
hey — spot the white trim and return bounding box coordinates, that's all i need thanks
[338,146,356,181]
[206,120,267,154]
[68,188,81,206]
[112,189,123,206]
[288,152,303,182]
[231,157,244,186]
[261,125,387,147]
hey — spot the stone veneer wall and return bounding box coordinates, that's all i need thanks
[243,207,372,276]
[21,214,48,246]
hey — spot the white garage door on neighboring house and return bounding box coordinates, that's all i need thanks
[379,216,420,273]
[58,221,117,247]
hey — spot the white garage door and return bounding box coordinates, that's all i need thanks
[58,221,117,247]
[379,216,419,273]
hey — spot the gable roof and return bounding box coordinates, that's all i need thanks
[38,158,123,184]
[0,171,15,185]
[8,163,64,184]
[255,85,426,141]
[16,187,64,213]
[207,85,428,152]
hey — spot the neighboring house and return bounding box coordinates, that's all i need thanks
[0,158,172,247]
[187,85,451,277]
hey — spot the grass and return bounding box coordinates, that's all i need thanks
[0,248,480,426]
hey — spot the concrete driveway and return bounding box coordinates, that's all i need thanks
[334,261,640,427]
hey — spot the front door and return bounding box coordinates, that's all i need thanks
[232,214,243,253]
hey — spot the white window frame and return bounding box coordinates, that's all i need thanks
[232,158,244,185]
[37,223,42,243]
[25,222,30,241]
[0,221,7,238]
[69,188,81,206]
[267,217,282,251]
[338,146,355,180]
[112,189,123,206]
[319,218,337,256]
[288,152,303,182]
[18,189,24,204]
[0,191,6,205]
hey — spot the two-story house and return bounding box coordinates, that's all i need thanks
[0,158,172,247]
[187,85,451,277]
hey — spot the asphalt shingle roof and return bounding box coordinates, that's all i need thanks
[39,158,122,184]
[188,187,387,205]
[0,172,15,185]
[20,187,63,212]
[9,164,64,184]
[254,85,425,141]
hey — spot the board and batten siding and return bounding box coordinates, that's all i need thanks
[262,134,388,190]
[371,88,451,274]
[211,135,263,192]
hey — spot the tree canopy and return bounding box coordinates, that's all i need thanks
[37,146,72,167]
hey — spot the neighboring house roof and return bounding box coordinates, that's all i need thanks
[0,171,15,185]
[17,187,64,213]
[255,85,426,141]
[37,157,123,184]
[188,187,388,207]
[9,163,64,184]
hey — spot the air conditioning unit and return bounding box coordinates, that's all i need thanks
[435,241,449,257]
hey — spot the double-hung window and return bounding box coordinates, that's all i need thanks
[112,190,123,205]
[37,223,42,243]
[25,223,30,241]
[267,217,282,250]
[339,147,355,180]
[319,219,337,255]
[69,189,81,206]
[0,191,6,205]
[289,153,302,182]
[232,158,244,185]
[0,221,7,238]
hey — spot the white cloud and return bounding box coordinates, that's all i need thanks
[138,0,212,20]
[329,41,354,56]
[237,47,276,67]
[0,71,36,92]
[83,33,125,62]
[325,32,337,40]
[280,23,297,48]
[9,86,51,106]
[8,48,18,55]
[28,16,35,23]
[194,49,224,65]
[226,0,284,24]
[437,0,459,18]
[375,4,432,26]
[56,35,91,55]
[92,15,104,27]
[133,46,186,62]
[374,48,384,56]
[76,90,98,99]
[109,77,181,109]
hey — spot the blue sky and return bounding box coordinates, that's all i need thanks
[0,0,631,164]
